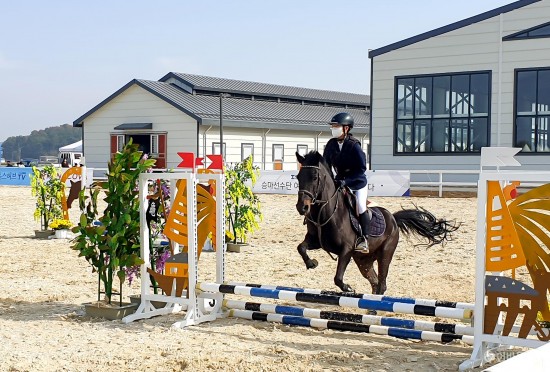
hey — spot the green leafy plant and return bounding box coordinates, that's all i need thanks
[225,156,262,244]
[72,139,155,304]
[30,165,64,231]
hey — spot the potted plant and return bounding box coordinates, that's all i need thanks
[30,165,64,238]
[50,218,73,239]
[224,156,262,252]
[72,139,155,319]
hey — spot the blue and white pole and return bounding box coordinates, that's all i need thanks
[224,299,474,336]
[228,308,475,345]
[198,283,473,320]
[228,281,474,311]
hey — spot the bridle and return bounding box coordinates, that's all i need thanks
[298,165,340,227]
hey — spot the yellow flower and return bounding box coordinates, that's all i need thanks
[50,219,73,230]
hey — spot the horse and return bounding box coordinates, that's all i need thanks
[295,151,459,295]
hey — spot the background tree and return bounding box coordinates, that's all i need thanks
[2,124,81,161]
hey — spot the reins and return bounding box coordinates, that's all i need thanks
[297,164,342,262]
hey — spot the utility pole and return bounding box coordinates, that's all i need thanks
[219,93,229,162]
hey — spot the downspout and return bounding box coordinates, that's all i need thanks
[362,134,369,170]
[316,132,322,152]
[369,53,373,170]
[80,124,85,159]
[497,13,503,146]
[202,125,212,158]
[262,129,271,170]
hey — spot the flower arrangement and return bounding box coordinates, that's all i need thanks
[72,138,155,304]
[30,165,64,231]
[50,219,73,230]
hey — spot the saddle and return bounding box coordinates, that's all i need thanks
[341,187,386,237]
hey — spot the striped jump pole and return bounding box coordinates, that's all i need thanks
[198,283,473,320]
[228,308,475,345]
[228,281,474,311]
[224,299,474,336]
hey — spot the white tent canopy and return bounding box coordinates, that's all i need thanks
[58,140,82,153]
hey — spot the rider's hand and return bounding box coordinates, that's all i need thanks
[336,179,345,188]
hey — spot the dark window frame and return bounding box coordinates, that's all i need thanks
[272,144,284,162]
[503,21,550,41]
[513,67,550,154]
[241,143,254,161]
[212,142,226,157]
[296,144,308,156]
[393,70,492,156]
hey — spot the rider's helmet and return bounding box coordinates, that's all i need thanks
[330,112,354,129]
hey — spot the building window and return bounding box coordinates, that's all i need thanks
[504,21,550,41]
[212,142,226,157]
[150,134,159,155]
[395,72,490,154]
[272,144,284,161]
[297,144,308,156]
[514,68,550,153]
[241,143,254,161]
[117,135,125,152]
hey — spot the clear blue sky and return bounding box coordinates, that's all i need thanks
[0,0,514,142]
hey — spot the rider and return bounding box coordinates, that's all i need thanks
[323,112,370,253]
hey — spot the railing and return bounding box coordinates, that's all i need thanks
[408,170,480,197]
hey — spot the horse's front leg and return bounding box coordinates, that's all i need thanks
[297,232,320,270]
[334,250,354,292]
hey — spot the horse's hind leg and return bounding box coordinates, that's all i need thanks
[376,240,398,295]
[297,232,320,270]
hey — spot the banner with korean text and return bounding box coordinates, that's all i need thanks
[252,170,410,197]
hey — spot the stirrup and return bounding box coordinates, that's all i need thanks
[355,237,369,253]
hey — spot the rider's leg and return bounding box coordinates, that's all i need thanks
[354,185,369,252]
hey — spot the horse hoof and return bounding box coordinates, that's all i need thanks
[342,285,353,293]
[306,259,318,269]
[367,310,377,316]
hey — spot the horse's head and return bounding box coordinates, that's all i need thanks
[295,151,334,215]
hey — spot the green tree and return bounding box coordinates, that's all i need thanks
[3,124,81,161]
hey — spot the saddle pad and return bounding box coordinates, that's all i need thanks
[348,206,386,238]
[369,207,386,237]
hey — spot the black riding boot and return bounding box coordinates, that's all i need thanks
[355,212,371,253]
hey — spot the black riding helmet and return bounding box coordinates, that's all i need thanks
[330,112,354,129]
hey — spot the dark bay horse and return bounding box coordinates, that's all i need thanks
[295,151,459,294]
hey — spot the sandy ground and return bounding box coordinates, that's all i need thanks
[0,186,483,371]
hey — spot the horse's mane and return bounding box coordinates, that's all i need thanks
[302,151,334,180]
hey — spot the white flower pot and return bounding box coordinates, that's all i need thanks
[54,229,69,239]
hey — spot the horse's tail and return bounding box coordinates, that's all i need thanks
[393,206,460,248]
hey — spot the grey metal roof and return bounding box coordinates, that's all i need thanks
[137,79,369,130]
[369,0,541,58]
[159,72,370,106]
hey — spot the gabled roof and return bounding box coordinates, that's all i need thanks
[369,0,541,58]
[159,72,370,106]
[73,79,370,132]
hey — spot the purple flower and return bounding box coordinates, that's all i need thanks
[155,250,171,273]
[125,265,140,286]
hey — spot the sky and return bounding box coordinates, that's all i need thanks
[0,0,515,142]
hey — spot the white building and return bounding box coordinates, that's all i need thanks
[73,73,369,170]
[369,0,550,173]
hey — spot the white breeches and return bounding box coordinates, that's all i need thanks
[353,185,368,214]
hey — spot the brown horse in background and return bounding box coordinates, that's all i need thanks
[295,151,459,294]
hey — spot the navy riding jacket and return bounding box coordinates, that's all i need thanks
[323,134,367,190]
